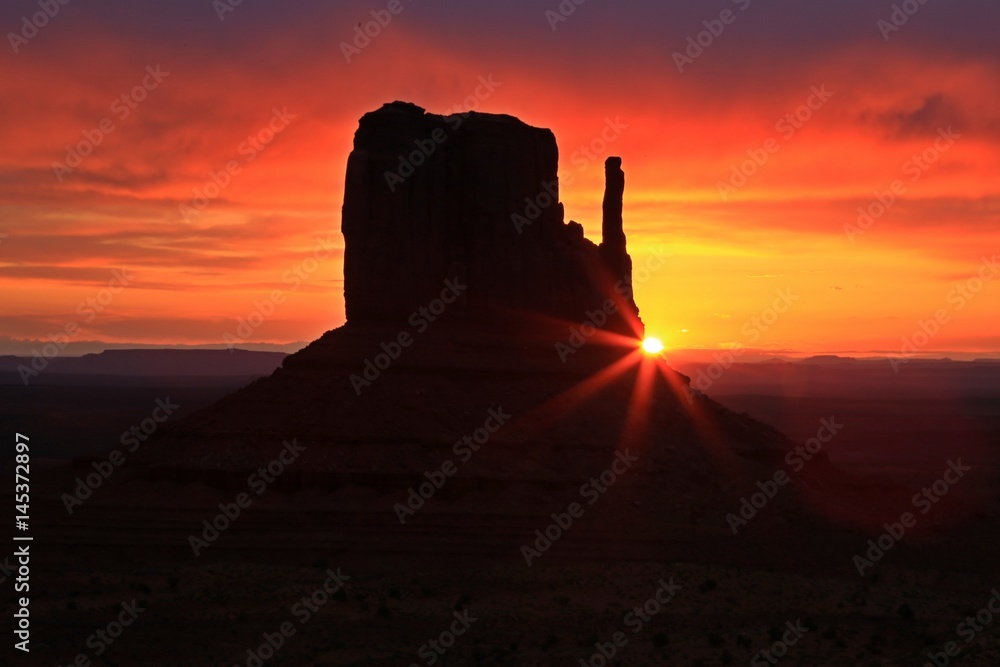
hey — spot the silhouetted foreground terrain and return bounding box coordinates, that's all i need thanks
[5,351,1000,665]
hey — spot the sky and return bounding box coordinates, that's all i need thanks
[1,0,999,358]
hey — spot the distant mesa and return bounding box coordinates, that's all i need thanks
[342,101,639,334]
[0,348,288,378]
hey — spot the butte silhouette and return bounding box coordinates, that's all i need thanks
[135,102,839,558]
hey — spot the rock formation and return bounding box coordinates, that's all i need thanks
[128,102,835,559]
[598,156,637,316]
[342,101,639,334]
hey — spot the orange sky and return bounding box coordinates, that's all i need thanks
[2,1,998,358]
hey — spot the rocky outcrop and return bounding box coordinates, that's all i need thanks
[598,156,637,316]
[126,103,830,557]
[341,101,639,334]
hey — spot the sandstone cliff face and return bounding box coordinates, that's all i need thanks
[342,101,638,333]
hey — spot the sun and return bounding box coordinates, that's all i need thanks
[641,337,664,355]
